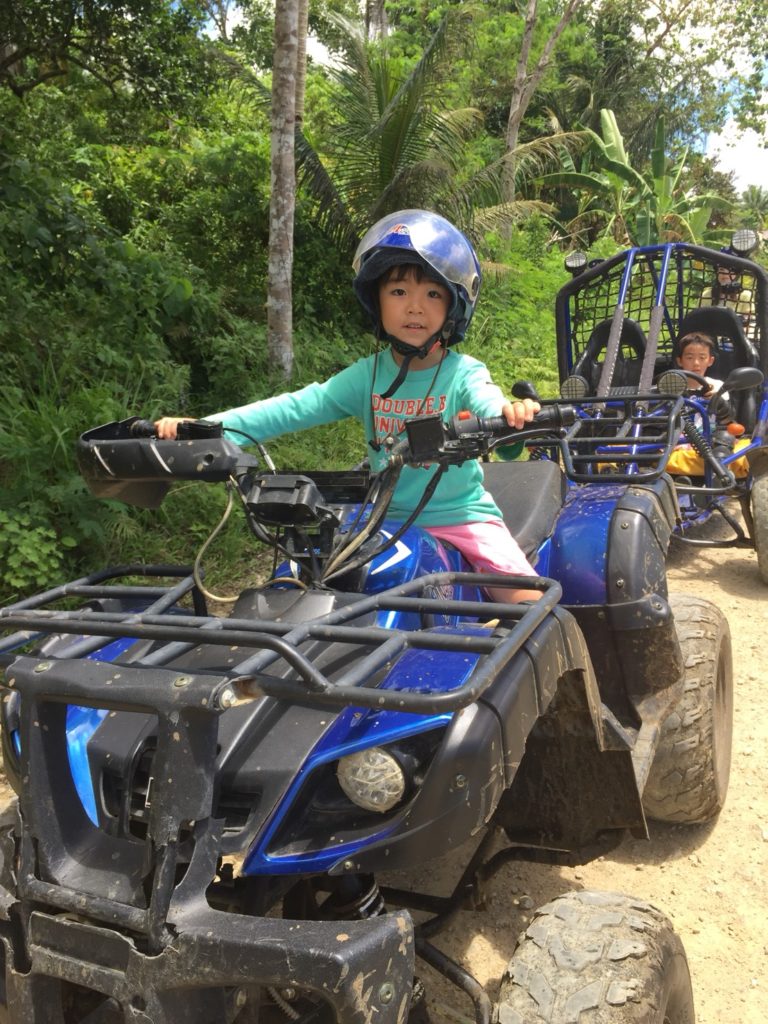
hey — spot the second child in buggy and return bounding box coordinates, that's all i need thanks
[156,209,541,603]
[675,331,724,396]
[667,331,750,478]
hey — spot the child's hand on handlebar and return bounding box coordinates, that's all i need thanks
[154,416,195,439]
[501,398,541,430]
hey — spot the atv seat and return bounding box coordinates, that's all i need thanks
[571,318,647,392]
[677,306,758,428]
[483,459,566,561]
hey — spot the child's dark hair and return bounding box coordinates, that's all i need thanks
[678,331,716,354]
[379,262,443,286]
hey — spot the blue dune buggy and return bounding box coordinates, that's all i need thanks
[0,406,719,1023]
[553,228,768,581]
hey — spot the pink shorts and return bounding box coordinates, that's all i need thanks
[424,519,537,577]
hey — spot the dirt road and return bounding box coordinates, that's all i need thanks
[407,519,767,1023]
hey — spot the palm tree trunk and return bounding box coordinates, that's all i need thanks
[365,1,388,39]
[268,0,299,379]
[295,0,308,127]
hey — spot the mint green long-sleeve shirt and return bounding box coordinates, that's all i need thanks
[208,348,510,526]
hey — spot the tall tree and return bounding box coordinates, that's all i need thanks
[502,0,583,200]
[295,0,309,126]
[268,0,299,378]
[201,0,235,42]
[294,12,578,254]
[0,0,211,105]
[365,0,389,39]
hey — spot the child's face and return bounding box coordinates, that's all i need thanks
[717,266,739,288]
[677,342,715,376]
[378,268,450,349]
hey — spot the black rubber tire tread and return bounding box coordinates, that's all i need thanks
[496,890,695,1024]
[751,474,768,585]
[642,593,732,824]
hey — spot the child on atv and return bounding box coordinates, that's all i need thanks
[667,331,749,479]
[155,209,541,603]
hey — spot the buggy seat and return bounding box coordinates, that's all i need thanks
[572,318,647,392]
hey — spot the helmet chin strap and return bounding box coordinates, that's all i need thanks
[379,320,454,400]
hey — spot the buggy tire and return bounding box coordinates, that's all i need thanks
[751,473,768,585]
[496,890,694,1024]
[642,593,732,824]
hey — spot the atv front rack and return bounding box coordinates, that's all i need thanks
[0,567,564,1023]
[0,565,561,714]
[560,394,685,484]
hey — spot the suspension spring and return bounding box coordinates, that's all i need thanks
[681,412,713,457]
[322,874,386,919]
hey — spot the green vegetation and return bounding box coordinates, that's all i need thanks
[0,0,765,600]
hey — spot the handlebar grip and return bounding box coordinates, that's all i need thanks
[127,418,224,440]
[458,405,575,436]
[533,405,576,430]
[128,418,157,438]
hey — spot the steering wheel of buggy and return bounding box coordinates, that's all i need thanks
[676,370,715,397]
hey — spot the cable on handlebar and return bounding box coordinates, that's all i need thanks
[322,410,572,583]
[322,461,449,584]
[321,463,403,580]
[192,479,239,605]
[221,427,276,473]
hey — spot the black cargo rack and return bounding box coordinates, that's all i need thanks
[559,394,684,484]
[0,566,561,715]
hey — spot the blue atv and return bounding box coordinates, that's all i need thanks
[553,228,768,580]
[0,409,711,1023]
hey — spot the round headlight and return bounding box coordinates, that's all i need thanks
[730,228,758,258]
[564,250,588,274]
[560,374,590,400]
[337,747,406,813]
[656,369,688,397]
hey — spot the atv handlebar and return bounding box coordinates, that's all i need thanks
[448,404,575,439]
[401,405,574,465]
[128,417,224,440]
[79,406,575,505]
[78,408,575,579]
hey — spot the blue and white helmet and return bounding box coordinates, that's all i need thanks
[352,209,482,346]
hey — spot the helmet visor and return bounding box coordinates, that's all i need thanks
[353,210,480,301]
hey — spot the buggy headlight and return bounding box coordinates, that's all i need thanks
[337,747,407,813]
[730,228,758,257]
[656,369,689,397]
[564,250,588,275]
[560,374,590,400]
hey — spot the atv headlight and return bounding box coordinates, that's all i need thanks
[337,747,406,813]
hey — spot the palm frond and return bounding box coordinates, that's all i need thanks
[472,201,555,238]
[294,131,357,250]
[216,49,271,105]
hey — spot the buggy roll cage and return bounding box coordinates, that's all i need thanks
[555,242,768,383]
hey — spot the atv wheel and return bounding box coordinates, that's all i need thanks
[751,474,768,585]
[643,593,732,824]
[496,890,694,1024]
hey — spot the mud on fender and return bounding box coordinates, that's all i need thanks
[606,475,678,609]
